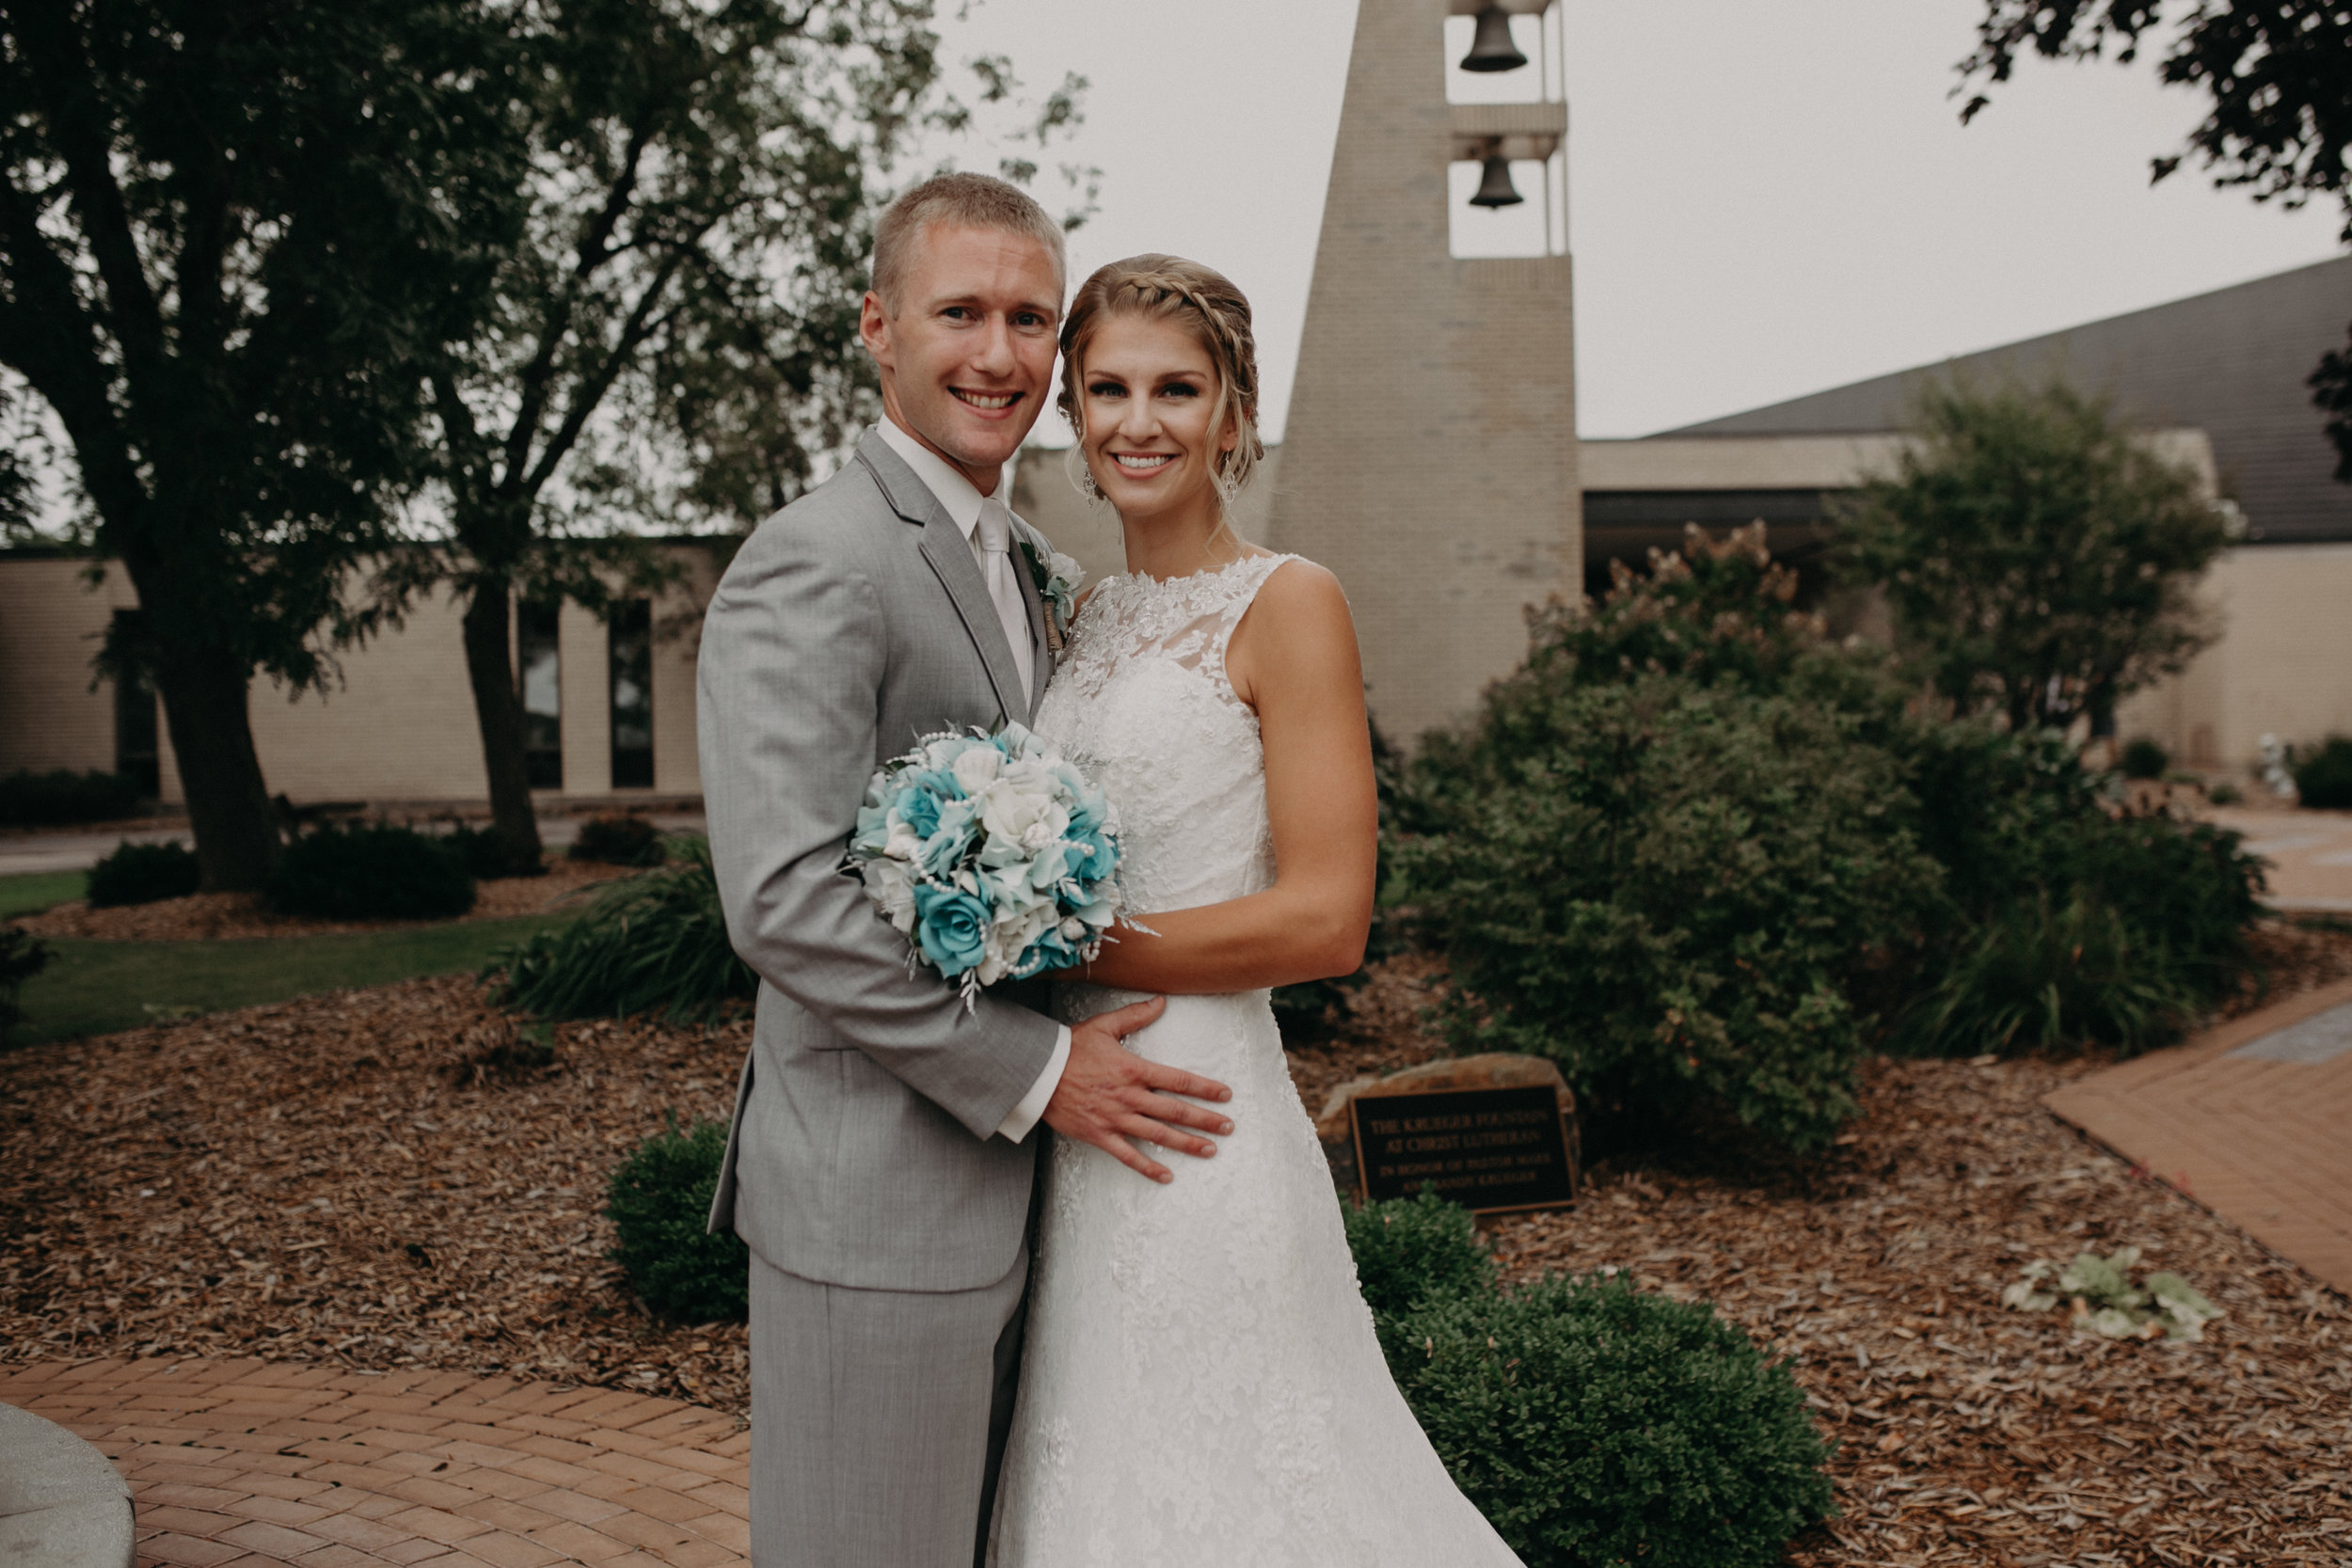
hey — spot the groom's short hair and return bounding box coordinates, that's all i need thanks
[871,174,1067,313]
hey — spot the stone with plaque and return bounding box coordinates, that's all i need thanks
[1314,1053,1580,1214]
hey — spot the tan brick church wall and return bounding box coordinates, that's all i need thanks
[0,547,717,809]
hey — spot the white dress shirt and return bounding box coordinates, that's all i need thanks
[875,415,1071,1142]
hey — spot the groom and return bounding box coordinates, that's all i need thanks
[698,173,1236,1568]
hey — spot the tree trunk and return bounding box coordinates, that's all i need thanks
[460,577,547,860]
[149,641,283,893]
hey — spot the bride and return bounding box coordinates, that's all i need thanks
[988,255,1525,1566]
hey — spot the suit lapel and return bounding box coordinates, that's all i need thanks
[1009,516,1053,712]
[856,433,1029,727]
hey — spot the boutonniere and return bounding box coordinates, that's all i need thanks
[1017,538,1085,656]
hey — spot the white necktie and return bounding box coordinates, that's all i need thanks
[975,497,1035,696]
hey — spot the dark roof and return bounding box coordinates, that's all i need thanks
[1659,256,2352,544]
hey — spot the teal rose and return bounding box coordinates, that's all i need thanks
[914,884,992,977]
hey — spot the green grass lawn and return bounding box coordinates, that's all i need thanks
[0,869,86,920]
[9,912,570,1045]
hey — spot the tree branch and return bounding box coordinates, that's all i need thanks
[11,8,169,388]
[0,184,144,529]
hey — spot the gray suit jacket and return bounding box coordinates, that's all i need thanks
[699,428,1062,1292]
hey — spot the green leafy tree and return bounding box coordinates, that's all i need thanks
[0,0,526,889]
[397,0,1092,860]
[1955,0,2352,483]
[1836,378,2233,735]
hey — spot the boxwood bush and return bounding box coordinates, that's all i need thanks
[569,814,666,866]
[490,835,753,1021]
[1,925,52,1042]
[86,840,203,907]
[266,824,476,921]
[2296,736,2352,810]
[606,1117,748,1323]
[444,823,547,880]
[1343,1187,1495,1348]
[0,768,144,826]
[1345,1193,1833,1568]
[2119,736,2169,780]
[1394,1275,1835,1568]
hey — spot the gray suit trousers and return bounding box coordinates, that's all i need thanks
[750,1247,1030,1568]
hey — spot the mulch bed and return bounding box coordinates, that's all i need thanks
[17,858,630,942]
[2,931,2347,1565]
[0,979,753,1407]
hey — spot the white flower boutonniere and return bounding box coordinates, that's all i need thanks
[1018,539,1085,656]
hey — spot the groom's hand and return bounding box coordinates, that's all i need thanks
[1041,997,1233,1184]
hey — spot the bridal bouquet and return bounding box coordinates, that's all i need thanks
[846,722,1126,1006]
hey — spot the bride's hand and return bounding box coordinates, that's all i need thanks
[1041,997,1234,1184]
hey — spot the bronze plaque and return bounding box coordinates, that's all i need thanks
[1349,1085,1577,1214]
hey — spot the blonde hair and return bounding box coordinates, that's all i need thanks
[871,173,1067,311]
[1057,255,1266,514]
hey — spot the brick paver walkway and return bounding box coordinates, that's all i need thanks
[2044,976,2352,1296]
[0,1359,749,1568]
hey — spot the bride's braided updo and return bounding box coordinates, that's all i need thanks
[1057,255,1266,512]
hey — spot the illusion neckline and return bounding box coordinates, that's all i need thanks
[1111,551,1290,593]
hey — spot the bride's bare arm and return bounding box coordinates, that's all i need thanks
[1061,559,1376,993]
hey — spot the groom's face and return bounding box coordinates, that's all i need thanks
[862,222,1062,494]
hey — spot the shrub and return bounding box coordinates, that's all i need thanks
[2207,781,2243,805]
[1343,1190,1496,1354]
[1403,676,1940,1152]
[444,823,547,880]
[1885,722,2263,1054]
[569,814,665,866]
[490,835,753,1021]
[1,925,53,1041]
[1388,1275,1834,1568]
[2119,736,2169,780]
[1836,375,2229,734]
[0,768,144,826]
[2295,736,2352,810]
[266,824,475,921]
[86,840,202,907]
[606,1117,748,1322]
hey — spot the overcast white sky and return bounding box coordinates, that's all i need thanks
[940,0,2345,441]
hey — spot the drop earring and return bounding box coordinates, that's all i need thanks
[1065,446,1108,509]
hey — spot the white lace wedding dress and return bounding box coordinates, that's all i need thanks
[987,554,1524,1567]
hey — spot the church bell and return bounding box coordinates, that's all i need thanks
[1468,154,1524,208]
[1459,5,1529,73]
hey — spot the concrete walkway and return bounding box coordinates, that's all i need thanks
[2211,805,2352,913]
[2045,976,2352,1296]
[0,1359,749,1568]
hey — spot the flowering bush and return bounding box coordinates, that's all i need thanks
[847,723,1128,1004]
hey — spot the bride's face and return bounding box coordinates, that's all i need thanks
[1076,314,1237,520]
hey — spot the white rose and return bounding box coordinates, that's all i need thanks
[951,746,1002,795]
[980,780,1058,845]
[859,857,919,932]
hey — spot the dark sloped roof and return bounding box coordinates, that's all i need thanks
[1660,256,2352,544]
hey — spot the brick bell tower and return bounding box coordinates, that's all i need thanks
[1264,0,1581,745]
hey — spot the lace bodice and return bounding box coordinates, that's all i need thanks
[1034,552,1294,916]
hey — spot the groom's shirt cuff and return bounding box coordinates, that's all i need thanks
[996,1025,1072,1143]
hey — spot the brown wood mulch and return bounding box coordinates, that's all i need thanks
[17,858,630,942]
[1,933,2347,1567]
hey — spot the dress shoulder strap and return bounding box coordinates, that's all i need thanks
[1197,553,1299,713]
